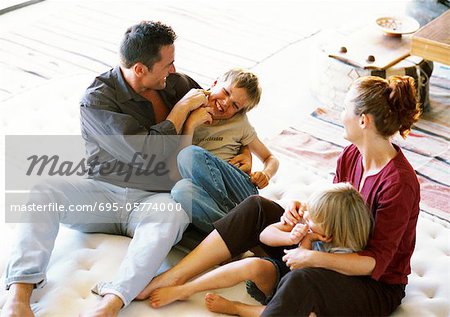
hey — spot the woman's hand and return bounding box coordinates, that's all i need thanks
[282,247,315,270]
[281,200,305,226]
[250,171,269,189]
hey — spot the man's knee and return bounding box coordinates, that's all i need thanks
[31,178,68,194]
[163,202,190,225]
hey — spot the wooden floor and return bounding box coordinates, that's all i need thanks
[0,0,411,99]
[0,0,311,100]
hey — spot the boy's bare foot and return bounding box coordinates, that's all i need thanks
[150,285,190,308]
[136,271,184,300]
[204,293,238,315]
[0,300,34,317]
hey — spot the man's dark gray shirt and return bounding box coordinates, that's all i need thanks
[80,66,201,191]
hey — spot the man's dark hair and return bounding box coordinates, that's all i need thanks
[120,21,177,69]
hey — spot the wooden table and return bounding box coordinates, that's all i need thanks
[327,25,413,70]
[411,10,450,65]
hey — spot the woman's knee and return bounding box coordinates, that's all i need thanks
[240,195,266,210]
[278,268,323,299]
[281,268,318,284]
[240,195,283,222]
[262,269,320,316]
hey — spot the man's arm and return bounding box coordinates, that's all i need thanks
[228,145,253,174]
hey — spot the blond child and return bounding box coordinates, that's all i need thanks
[150,183,372,316]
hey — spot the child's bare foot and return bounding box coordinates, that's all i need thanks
[204,293,238,315]
[136,271,184,300]
[149,285,190,308]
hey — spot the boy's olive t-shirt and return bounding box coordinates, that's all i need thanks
[192,113,256,162]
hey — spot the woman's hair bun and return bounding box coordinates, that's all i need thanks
[387,76,421,138]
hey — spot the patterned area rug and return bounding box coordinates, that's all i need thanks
[266,71,450,223]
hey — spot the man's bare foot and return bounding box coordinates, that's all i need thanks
[79,294,123,317]
[0,299,34,317]
[136,271,184,300]
[150,285,190,308]
[79,306,118,317]
[204,293,238,315]
[1,284,34,317]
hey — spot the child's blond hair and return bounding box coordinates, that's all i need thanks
[306,183,372,251]
[221,68,262,112]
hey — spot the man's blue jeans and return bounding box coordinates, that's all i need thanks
[171,145,258,233]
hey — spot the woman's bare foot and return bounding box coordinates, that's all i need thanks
[204,293,238,315]
[136,271,185,300]
[150,285,191,308]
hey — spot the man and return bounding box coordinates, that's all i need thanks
[2,21,243,317]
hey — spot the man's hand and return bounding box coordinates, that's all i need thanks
[282,247,315,270]
[229,150,252,174]
[250,171,269,189]
[179,88,210,112]
[281,200,305,226]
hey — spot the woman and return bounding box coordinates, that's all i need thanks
[138,75,421,316]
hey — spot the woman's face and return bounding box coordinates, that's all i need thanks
[207,80,248,120]
[340,88,361,142]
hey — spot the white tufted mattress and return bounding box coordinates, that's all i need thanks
[0,1,449,316]
[1,140,449,316]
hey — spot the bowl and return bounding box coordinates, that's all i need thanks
[376,16,420,36]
